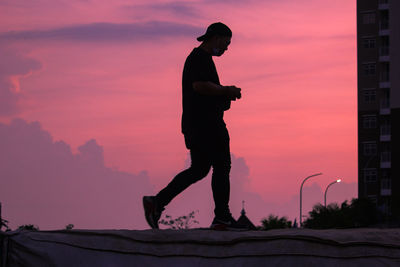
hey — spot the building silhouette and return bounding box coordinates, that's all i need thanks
[357,0,400,218]
[237,201,257,230]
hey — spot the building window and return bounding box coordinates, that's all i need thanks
[363,63,376,76]
[381,179,391,190]
[379,10,389,30]
[364,169,377,182]
[381,89,390,109]
[381,169,390,179]
[367,196,378,206]
[363,89,376,103]
[380,62,390,82]
[363,38,376,49]
[363,142,377,156]
[381,151,391,163]
[380,118,391,135]
[379,198,391,216]
[363,115,377,129]
[379,36,389,56]
[363,12,376,24]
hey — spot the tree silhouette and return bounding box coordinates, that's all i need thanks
[65,224,74,230]
[303,198,378,229]
[17,224,39,231]
[1,218,10,231]
[260,214,292,230]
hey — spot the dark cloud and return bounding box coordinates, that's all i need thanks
[0,119,154,230]
[245,33,355,45]
[0,45,41,116]
[151,2,199,17]
[0,21,203,42]
[123,2,201,18]
[0,83,19,116]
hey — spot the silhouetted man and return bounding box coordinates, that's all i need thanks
[143,22,243,230]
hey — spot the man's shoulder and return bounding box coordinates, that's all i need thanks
[187,47,210,61]
[190,47,205,56]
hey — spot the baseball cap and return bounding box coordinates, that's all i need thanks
[197,22,232,42]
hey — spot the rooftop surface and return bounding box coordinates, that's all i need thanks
[2,228,400,266]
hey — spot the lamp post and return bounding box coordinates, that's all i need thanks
[324,179,342,207]
[300,173,322,227]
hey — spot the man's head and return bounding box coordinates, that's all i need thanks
[197,22,232,57]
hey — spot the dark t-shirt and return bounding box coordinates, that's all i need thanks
[181,47,230,136]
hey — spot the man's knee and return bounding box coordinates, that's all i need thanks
[213,162,231,175]
[192,166,211,180]
[190,160,211,180]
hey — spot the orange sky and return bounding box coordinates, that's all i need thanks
[0,0,358,229]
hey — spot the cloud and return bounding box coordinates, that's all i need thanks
[122,2,201,18]
[0,45,41,116]
[0,21,203,42]
[0,118,154,230]
[0,118,357,229]
[250,33,355,44]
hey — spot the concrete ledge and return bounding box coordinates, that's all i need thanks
[2,228,400,266]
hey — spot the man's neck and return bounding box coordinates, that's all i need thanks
[198,42,213,55]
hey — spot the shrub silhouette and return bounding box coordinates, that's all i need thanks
[65,224,74,230]
[17,224,39,231]
[303,198,378,229]
[261,214,292,230]
[159,211,199,230]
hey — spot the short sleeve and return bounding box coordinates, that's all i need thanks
[188,54,211,83]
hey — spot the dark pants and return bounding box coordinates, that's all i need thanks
[156,127,231,218]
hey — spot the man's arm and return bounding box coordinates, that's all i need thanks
[193,81,241,100]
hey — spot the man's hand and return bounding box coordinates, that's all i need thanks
[192,81,242,100]
[224,86,241,100]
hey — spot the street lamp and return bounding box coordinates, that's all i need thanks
[324,179,342,207]
[300,173,322,227]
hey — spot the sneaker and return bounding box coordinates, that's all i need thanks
[210,214,248,231]
[143,196,164,229]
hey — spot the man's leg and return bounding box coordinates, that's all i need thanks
[211,127,232,219]
[143,135,212,229]
[209,128,247,229]
[155,146,212,209]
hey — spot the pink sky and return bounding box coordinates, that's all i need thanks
[0,0,357,229]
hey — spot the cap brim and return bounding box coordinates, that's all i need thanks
[196,34,206,42]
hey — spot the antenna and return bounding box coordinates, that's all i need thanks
[241,200,246,216]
